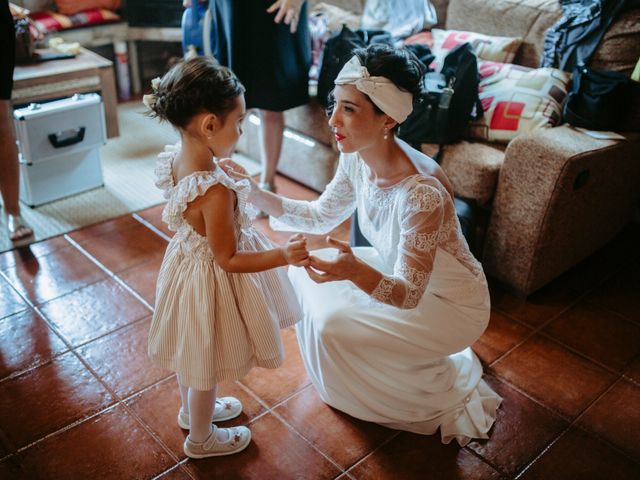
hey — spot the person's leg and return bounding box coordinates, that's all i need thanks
[258,109,284,188]
[183,382,251,458]
[187,385,233,444]
[177,375,189,416]
[0,101,32,241]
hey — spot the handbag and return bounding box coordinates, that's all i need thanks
[563,63,632,131]
[397,43,483,153]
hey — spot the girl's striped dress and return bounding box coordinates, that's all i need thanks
[148,145,301,390]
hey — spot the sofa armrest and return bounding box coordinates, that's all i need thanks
[482,125,640,296]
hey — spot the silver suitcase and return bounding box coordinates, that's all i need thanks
[13,93,107,207]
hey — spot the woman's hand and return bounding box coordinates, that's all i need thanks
[304,236,359,283]
[218,158,260,193]
[266,0,304,33]
[283,233,309,266]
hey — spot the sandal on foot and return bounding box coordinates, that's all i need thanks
[183,425,251,458]
[6,214,33,242]
[178,396,243,429]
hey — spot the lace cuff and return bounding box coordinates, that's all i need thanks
[269,198,320,233]
[371,276,396,305]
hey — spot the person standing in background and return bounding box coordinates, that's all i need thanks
[1,1,33,243]
[184,0,311,196]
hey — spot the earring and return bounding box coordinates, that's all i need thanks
[383,128,389,140]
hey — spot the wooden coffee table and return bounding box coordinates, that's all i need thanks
[12,47,119,138]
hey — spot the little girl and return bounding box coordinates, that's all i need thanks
[144,56,307,459]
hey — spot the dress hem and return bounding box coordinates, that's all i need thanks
[149,355,283,390]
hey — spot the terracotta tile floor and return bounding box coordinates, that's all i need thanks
[1,174,639,479]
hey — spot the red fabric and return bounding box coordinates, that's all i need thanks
[489,101,525,131]
[403,31,434,48]
[30,8,120,33]
[441,31,471,50]
[55,0,121,16]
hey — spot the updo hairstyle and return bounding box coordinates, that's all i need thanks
[147,56,245,129]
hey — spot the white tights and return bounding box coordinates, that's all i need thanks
[177,375,228,443]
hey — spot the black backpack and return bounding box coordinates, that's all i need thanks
[397,43,483,153]
[317,25,393,106]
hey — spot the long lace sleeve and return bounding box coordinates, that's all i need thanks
[371,182,444,309]
[269,156,357,234]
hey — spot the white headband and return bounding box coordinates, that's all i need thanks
[334,56,413,124]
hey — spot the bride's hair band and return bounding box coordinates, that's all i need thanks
[334,56,414,124]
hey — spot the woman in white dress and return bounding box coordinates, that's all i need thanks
[222,44,502,446]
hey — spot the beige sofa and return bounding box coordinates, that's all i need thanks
[236,0,640,297]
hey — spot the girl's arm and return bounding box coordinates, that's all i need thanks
[201,183,308,273]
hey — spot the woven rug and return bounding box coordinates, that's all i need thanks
[0,101,260,253]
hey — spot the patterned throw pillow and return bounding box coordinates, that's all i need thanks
[55,0,121,16]
[430,28,522,70]
[29,8,120,33]
[467,61,572,143]
[403,29,523,71]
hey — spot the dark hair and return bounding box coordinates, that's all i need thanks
[327,44,424,124]
[147,56,245,129]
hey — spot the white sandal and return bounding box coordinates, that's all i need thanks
[177,396,243,429]
[6,213,33,242]
[183,425,251,458]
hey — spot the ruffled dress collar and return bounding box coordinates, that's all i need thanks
[154,144,257,232]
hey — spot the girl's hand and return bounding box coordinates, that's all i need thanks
[266,0,304,33]
[283,233,309,266]
[305,236,357,283]
[218,158,260,193]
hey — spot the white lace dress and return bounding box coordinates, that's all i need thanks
[148,145,302,391]
[271,141,502,446]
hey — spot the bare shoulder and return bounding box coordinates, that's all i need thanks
[199,182,234,206]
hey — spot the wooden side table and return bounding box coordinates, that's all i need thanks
[12,48,120,138]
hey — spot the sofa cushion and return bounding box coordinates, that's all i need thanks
[445,0,561,68]
[430,28,522,69]
[421,140,505,205]
[467,61,571,144]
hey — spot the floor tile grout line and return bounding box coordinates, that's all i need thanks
[533,328,637,378]
[132,212,172,242]
[3,306,182,467]
[343,430,402,477]
[488,288,595,369]
[568,419,640,466]
[266,405,352,475]
[514,424,573,479]
[462,443,512,478]
[67,344,186,467]
[233,381,351,475]
[12,402,121,454]
[150,462,191,480]
[486,369,640,469]
[582,297,640,328]
[483,373,575,425]
[64,234,155,312]
[0,310,152,386]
